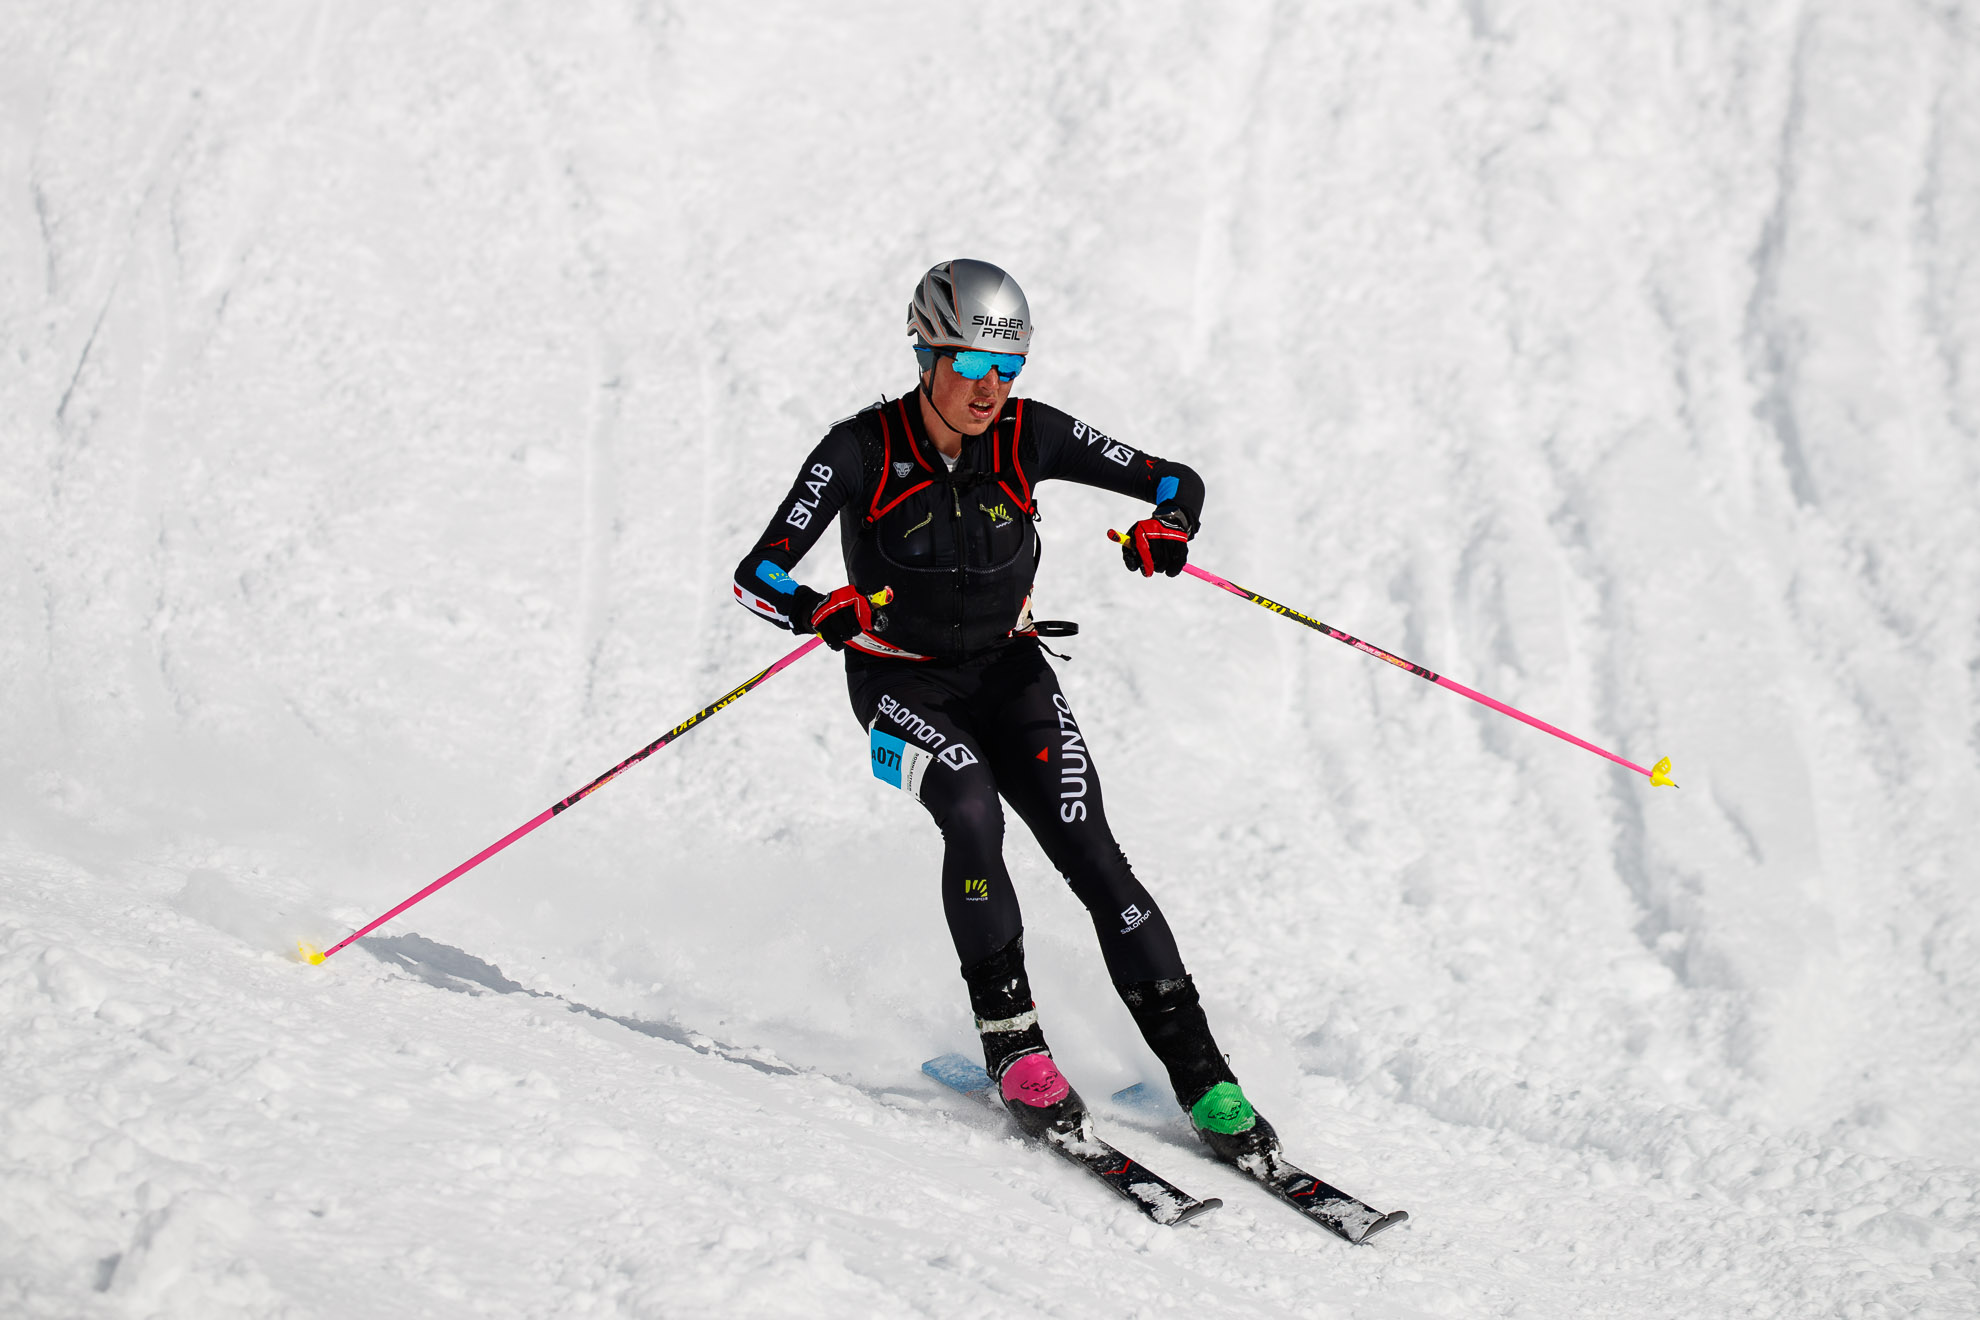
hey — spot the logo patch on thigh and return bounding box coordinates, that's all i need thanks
[870,724,934,800]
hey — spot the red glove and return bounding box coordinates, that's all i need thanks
[807,584,876,650]
[1119,508,1193,577]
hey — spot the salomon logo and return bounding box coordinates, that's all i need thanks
[1119,904,1151,934]
[939,744,979,772]
[877,694,946,749]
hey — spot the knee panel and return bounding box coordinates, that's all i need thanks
[1057,841,1144,914]
[934,789,1005,851]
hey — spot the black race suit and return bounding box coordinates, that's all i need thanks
[731,392,1205,984]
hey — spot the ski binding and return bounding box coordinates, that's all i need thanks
[923,1054,1221,1228]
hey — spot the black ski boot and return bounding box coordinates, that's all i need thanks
[963,934,1089,1140]
[1118,974,1281,1168]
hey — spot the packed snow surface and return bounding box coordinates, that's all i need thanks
[4,2,1979,1316]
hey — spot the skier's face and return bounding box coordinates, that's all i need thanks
[922,353,1013,436]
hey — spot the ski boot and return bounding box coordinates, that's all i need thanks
[1118,973,1282,1168]
[962,933,1092,1141]
[1189,1080,1282,1170]
[997,1051,1092,1141]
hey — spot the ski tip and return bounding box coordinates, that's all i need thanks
[1648,755,1678,788]
[1108,1080,1163,1113]
[1174,1196,1223,1226]
[298,941,326,965]
[922,1053,995,1095]
[1357,1209,1410,1244]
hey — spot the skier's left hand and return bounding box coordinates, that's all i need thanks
[1120,507,1193,578]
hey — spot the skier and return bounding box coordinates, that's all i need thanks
[731,259,1275,1165]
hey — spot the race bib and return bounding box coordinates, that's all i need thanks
[870,724,934,800]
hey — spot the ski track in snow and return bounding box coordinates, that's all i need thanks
[4,2,1979,1317]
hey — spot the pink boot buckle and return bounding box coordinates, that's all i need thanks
[1000,1053,1071,1108]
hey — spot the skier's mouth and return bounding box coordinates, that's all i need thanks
[967,399,996,421]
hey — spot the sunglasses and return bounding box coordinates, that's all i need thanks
[946,350,1025,381]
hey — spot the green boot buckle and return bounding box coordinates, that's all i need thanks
[1190,1081,1257,1135]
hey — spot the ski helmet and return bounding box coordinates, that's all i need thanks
[908,259,1031,370]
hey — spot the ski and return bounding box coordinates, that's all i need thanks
[1108,1081,1407,1244]
[922,1054,1222,1228]
[1224,1148,1408,1244]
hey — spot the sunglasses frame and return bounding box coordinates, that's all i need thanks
[945,349,1026,381]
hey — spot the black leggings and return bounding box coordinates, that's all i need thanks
[849,643,1186,984]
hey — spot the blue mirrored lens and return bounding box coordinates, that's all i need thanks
[949,351,1025,381]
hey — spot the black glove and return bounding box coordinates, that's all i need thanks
[805,584,876,650]
[1120,505,1194,578]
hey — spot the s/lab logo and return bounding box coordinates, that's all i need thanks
[938,744,979,771]
[962,878,990,902]
[1070,419,1134,466]
[1118,904,1151,934]
[786,462,833,528]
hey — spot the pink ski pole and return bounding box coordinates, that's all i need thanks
[301,595,883,966]
[1110,531,1675,787]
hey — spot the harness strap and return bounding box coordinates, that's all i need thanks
[866,403,935,524]
[866,396,1032,524]
[996,398,1034,517]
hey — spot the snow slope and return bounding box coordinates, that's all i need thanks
[4,1,1978,1316]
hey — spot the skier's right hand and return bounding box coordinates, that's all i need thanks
[806,584,878,650]
[1117,508,1193,578]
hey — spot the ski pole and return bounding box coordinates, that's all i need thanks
[301,590,889,965]
[1110,531,1675,787]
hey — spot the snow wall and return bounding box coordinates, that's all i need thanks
[3,2,1978,1316]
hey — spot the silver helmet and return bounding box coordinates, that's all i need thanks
[907,260,1031,365]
